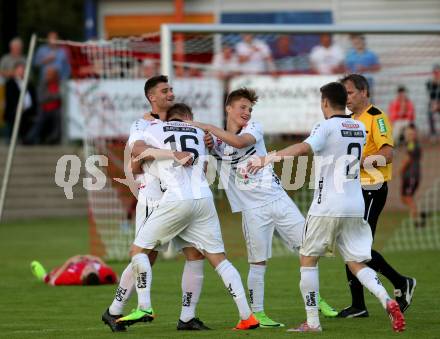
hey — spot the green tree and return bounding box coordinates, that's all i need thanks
[18,0,84,44]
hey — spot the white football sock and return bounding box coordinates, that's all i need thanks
[356,267,390,309]
[180,259,204,322]
[247,264,266,313]
[109,263,135,315]
[215,259,252,320]
[299,266,320,328]
[132,253,152,310]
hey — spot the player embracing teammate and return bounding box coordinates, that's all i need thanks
[247,81,405,333]
[188,88,337,326]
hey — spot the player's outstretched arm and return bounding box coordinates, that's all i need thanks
[48,256,79,286]
[247,142,311,174]
[276,142,311,159]
[131,140,156,159]
[134,148,193,167]
[186,121,256,149]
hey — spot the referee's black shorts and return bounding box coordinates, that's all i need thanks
[362,182,388,238]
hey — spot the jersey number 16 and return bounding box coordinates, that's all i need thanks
[164,134,199,166]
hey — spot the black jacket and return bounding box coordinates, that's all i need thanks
[4,78,37,123]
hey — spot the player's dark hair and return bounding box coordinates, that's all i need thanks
[397,85,406,93]
[144,75,168,102]
[320,82,347,110]
[166,103,193,121]
[339,73,370,97]
[104,275,115,284]
[225,87,258,107]
[83,272,100,286]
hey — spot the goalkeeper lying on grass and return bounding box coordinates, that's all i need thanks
[31,254,117,286]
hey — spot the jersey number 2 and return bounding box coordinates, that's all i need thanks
[346,143,361,179]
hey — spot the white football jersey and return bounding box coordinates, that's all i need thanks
[142,120,212,202]
[304,115,366,217]
[212,121,284,213]
[128,117,163,202]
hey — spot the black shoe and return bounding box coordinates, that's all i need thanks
[337,306,369,318]
[177,318,211,330]
[102,309,127,332]
[395,277,416,313]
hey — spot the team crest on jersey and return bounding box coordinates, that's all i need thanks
[236,166,250,185]
[216,138,223,146]
[342,121,359,129]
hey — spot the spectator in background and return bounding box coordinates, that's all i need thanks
[30,255,118,286]
[309,33,345,75]
[27,67,62,144]
[212,44,239,80]
[345,34,381,74]
[34,31,71,83]
[389,86,415,144]
[400,124,426,228]
[235,34,274,74]
[427,64,440,140]
[4,62,36,144]
[139,59,158,79]
[271,35,298,74]
[174,64,202,78]
[0,37,26,79]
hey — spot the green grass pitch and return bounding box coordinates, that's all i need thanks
[1,217,439,339]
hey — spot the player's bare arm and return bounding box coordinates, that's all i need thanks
[362,144,393,167]
[186,121,256,149]
[134,147,193,167]
[203,130,214,150]
[84,254,105,265]
[247,142,311,174]
[130,155,143,175]
[131,140,154,159]
[48,256,79,285]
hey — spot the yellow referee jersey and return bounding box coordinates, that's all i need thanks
[351,105,394,185]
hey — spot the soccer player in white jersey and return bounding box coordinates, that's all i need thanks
[116,103,259,330]
[187,88,337,326]
[247,82,405,333]
[102,76,210,332]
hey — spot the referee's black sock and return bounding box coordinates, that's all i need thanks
[367,250,406,289]
[345,265,366,310]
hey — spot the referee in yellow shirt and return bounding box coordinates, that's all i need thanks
[338,74,416,317]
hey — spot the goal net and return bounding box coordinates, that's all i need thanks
[61,25,440,260]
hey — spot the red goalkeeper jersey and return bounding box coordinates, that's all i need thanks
[46,260,117,286]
